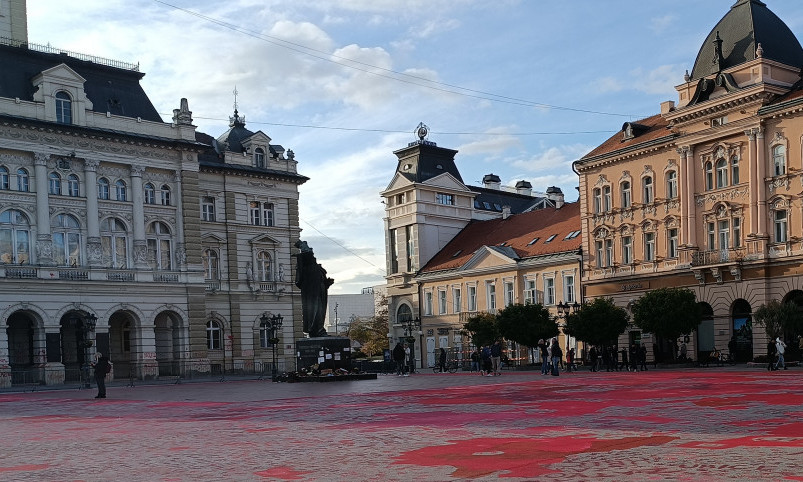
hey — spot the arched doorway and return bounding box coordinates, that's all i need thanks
[155,311,184,376]
[108,311,137,379]
[59,312,94,381]
[731,299,753,362]
[696,302,715,361]
[782,290,803,361]
[7,312,35,384]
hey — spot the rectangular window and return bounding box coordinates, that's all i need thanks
[564,275,575,303]
[605,239,613,267]
[667,172,677,199]
[603,186,612,212]
[467,285,477,312]
[487,282,496,311]
[504,281,514,306]
[668,228,678,258]
[250,202,272,226]
[424,291,433,316]
[396,193,405,205]
[524,279,536,305]
[435,193,454,205]
[389,229,398,274]
[622,236,632,264]
[733,218,741,248]
[453,288,462,313]
[644,233,655,261]
[438,290,447,315]
[718,220,730,251]
[707,222,716,250]
[643,177,653,203]
[201,197,216,222]
[621,182,631,208]
[544,278,555,306]
[593,189,602,214]
[405,225,413,272]
[775,210,788,243]
[595,240,604,268]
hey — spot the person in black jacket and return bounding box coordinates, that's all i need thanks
[392,342,406,376]
[92,353,111,399]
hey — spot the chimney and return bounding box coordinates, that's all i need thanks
[660,100,675,114]
[482,173,501,190]
[502,205,511,219]
[546,186,564,209]
[515,180,532,196]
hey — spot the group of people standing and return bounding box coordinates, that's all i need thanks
[586,343,649,372]
[470,340,504,376]
[537,338,564,376]
[391,341,413,376]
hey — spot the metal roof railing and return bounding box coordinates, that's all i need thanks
[0,36,140,71]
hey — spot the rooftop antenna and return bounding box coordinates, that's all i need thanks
[233,86,239,115]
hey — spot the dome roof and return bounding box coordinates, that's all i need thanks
[690,0,803,80]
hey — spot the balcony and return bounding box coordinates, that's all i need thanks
[690,247,745,267]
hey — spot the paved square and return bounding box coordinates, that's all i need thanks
[1,368,802,481]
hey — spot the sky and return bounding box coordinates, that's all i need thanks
[25,0,803,294]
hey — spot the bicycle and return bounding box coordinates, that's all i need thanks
[432,362,459,374]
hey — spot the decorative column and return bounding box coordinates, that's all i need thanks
[130,165,148,268]
[33,153,53,265]
[677,147,690,245]
[746,129,758,234]
[173,170,187,268]
[756,128,768,237]
[686,146,697,247]
[84,159,102,266]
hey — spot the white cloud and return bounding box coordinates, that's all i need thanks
[650,14,677,34]
[593,64,684,96]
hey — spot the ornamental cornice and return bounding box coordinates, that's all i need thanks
[695,186,750,207]
[666,87,777,126]
[575,140,678,171]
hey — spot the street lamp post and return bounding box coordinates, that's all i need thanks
[260,313,284,382]
[79,313,97,389]
[402,317,421,373]
[556,301,580,369]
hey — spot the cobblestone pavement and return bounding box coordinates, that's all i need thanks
[1,367,802,481]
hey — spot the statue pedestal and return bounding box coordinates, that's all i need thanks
[296,337,351,372]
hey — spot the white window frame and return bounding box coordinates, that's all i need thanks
[438,289,447,315]
[467,285,477,312]
[452,287,462,313]
[503,280,514,306]
[486,282,496,311]
[544,277,555,306]
[774,210,788,243]
[644,232,655,261]
[620,181,631,208]
[668,228,678,259]
[622,236,632,264]
[424,291,433,316]
[563,275,575,304]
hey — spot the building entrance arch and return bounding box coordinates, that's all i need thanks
[731,299,753,362]
[108,310,138,379]
[155,311,185,376]
[59,311,94,381]
[696,302,715,361]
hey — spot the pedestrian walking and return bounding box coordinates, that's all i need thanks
[619,346,629,372]
[491,340,503,376]
[611,345,620,371]
[92,353,111,399]
[392,342,406,376]
[404,343,412,376]
[550,338,562,376]
[470,349,480,372]
[589,346,598,372]
[481,345,493,376]
[767,340,777,371]
[438,347,447,373]
[629,343,638,372]
[566,347,575,372]
[538,339,549,375]
[775,337,787,370]
[639,344,648,371]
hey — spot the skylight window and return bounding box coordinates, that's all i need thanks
[493,203,502,211]
[499,242,507,247]
[545,234,557,243]
[483,202,491,209]
[527,237,540,245]
[564,230,581,240]
[452,250,462,257]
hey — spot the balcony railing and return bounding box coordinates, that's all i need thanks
[259,282,276,292]
[690,247,745,267]
[107,271,135,282]
[58,269,89,280]
[4,267,37,279]
[206,280,221,291]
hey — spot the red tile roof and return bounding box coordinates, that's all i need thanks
[580,114,671,160]
[420,202,581,274]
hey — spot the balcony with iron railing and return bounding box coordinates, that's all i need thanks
[690,247,746,267]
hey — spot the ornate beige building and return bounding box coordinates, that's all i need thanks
[574,0,803,361]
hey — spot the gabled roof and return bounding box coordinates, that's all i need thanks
[578,114,673,162]
[0,43,161,122]
[420,202,581,274]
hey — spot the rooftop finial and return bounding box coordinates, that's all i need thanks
[684,70,690,82]
[756,42,764,58]
[228,86,246,127]
[233,86,239,114]
[712,31,725,74]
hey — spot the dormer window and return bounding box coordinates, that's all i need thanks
[711,115,727,127]
[623,124,634,140]
[55,91,72,124]
[254,148,265,168]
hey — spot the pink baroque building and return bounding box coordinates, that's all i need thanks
[573,0,803,362]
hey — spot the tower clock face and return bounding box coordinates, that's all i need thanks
[417,125,428,139]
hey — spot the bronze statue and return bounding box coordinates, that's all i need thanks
[294,241,334,337]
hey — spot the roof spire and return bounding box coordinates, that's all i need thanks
[229,86,245,127]
[711,31,725,74]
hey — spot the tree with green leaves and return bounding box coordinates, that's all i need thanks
[753,300,803,340]
[630,287,702,342]
[563,297,629,346]
[496,303,557,348]
[462,312,500,349]
[347,295,389,357]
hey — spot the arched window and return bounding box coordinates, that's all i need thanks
[642,176,653,203]
[0,210,30,264]
[55,91,72,124]
[160,185,171,206]
[0,166,9,190]
[115,179,127,201]
[257,250,272,281]
[732,299,753,362]
[48,172,61,195]
[67,174,80,197]
[704,161,713,190]
[51,213,81,266]
[17,168,29,192]
[396,303,413,325]
[716,158,728,188]
[146,221,172,270]
[731,156,739,184]
[100,217,128,268]
[206,321,222,350]
[592,188,602,214]
[144,183,155,204]
[203,249,219,280]
[254,148,265,168]
[666,171,677,199]
[97,177,110,200]
[620,181,631,208]
[772,145,786,176]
